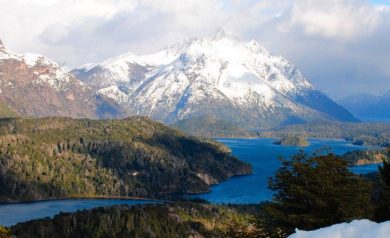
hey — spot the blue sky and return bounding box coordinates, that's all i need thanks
[0,0,389,98]
[371,0,390,5]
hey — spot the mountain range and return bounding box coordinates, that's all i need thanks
[0,39,124,119]
[1,30,358,130]
[338,91,390,122]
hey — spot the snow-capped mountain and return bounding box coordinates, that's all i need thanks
[0,39,124,118]
[72,30,358,129]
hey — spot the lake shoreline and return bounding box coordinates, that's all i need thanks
[0,138,382,227]
[216,136,388,148]
[0,198,164,227]
[192,138,380,204]
[0,196,167,205]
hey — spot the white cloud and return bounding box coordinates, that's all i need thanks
[283,0,381,40]
[0,0,137,52]
[0,0,389,96]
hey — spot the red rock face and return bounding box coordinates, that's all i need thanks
[0,41,124,119]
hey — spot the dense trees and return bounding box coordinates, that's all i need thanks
[4,147,390,237]
[9,203,257,238]
[374,149,390,222]
[263,152,372,237]
[3,116,390,237]
[0,117,251,202]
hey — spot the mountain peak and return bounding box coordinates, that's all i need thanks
[211,28,239,41]
[72,31,358,126]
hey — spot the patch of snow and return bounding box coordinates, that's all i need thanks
[0,48,20,61]
[288,220,390,238]
[0,43,81,92]
[98,85,129,104]
[34,69,72,91]
[23,53,56,67]
[0,47,55,68]
[23,53,46,67]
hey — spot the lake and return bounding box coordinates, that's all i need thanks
[192,138,379,204]
[0,199,158,226]
[0,138,379,226]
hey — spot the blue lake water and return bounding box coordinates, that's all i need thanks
[0,138,380,226]
[192,138,379,204]
[0,199,158,226]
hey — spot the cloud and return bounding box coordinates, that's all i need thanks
[284,0,381,40]
[0,0,389,97]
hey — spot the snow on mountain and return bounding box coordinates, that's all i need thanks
[72,29,358,128]
[0,39,124,119]
[288,220,390,238]
[0,42,72,91]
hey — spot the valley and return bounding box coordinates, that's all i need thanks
[0,23,389,238]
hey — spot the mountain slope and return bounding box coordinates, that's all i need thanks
[0,39,124,119]
[0,100,18,118]
[72,30,358,129]
[338,92,390,121]
[173,115,257,137]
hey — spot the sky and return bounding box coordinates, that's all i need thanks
[0,0,389,98]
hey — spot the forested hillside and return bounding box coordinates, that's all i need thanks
[0,117,251,202]
[9,203,258,238]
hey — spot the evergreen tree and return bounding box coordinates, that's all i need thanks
[374,149,390,222]
[263,151,372,236]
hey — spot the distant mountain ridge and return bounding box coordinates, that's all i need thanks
[338,91,390,122]
[72,30,358,129]
[0,39,125,119]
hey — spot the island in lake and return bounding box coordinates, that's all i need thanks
[274,135,309,147]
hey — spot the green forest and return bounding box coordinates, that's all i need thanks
[2,150,390,238]
[7,202,258,238]
[1,117,390,237]
[0,117,251,202]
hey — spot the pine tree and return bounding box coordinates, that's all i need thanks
[263,151,372,236]
[374,149,390,222]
